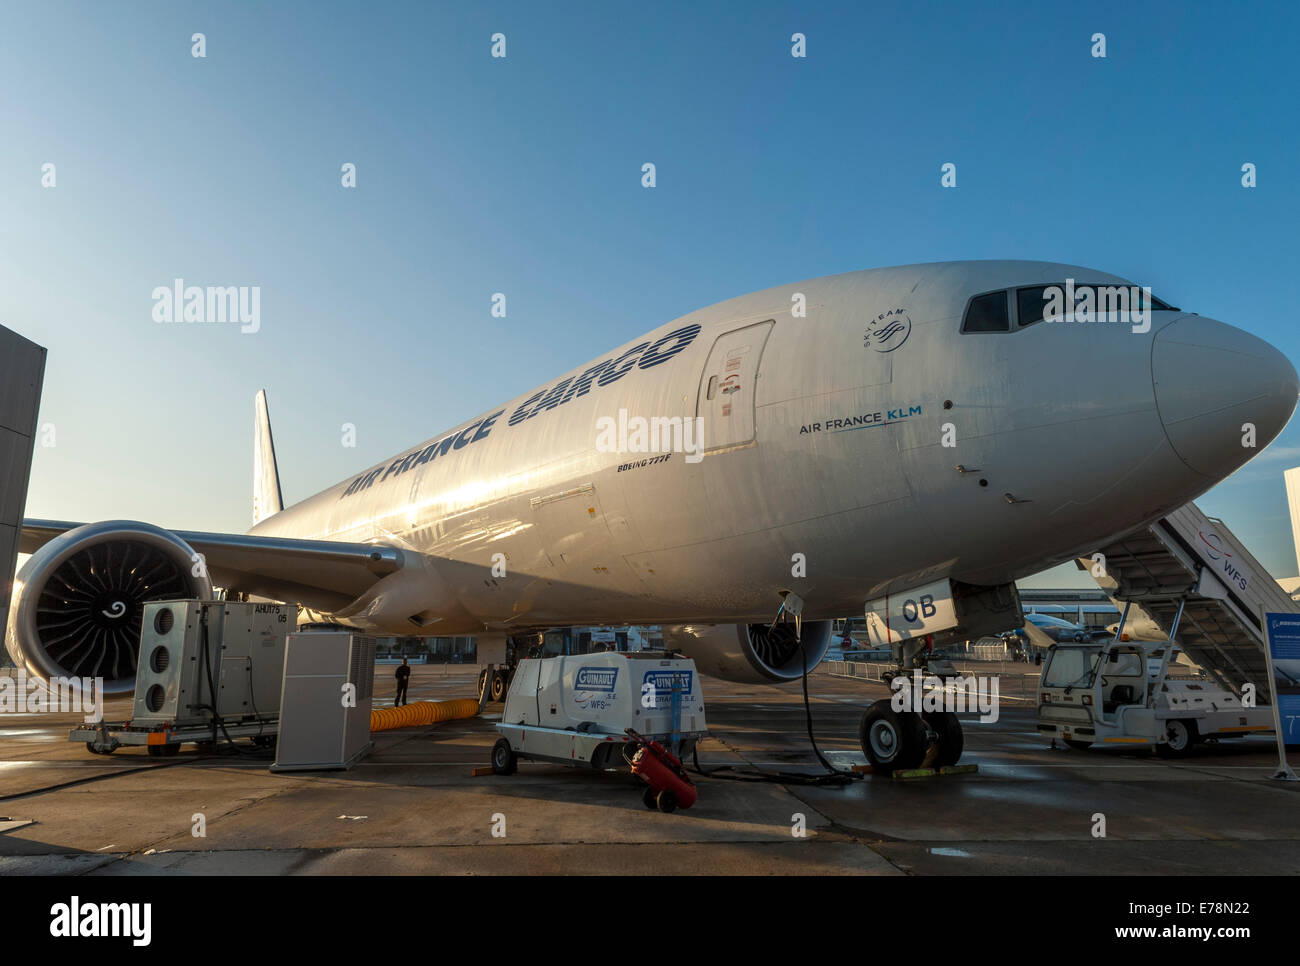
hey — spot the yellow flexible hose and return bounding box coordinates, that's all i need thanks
[369,698,480,733]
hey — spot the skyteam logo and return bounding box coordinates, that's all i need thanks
[865,309,911,352]
[574,667,618,692]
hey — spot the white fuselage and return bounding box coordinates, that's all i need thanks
[247,261,1297,635]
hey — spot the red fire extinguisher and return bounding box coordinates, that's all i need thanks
[625,727,698,813]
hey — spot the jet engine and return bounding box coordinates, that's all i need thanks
[662,620,834,684]
[5,521,213,694]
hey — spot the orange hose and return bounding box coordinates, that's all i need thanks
[369,698,480,733]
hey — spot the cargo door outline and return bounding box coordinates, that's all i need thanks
[695,319,775,455]
[529,482,614,570]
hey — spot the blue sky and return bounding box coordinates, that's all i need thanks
[3,1,1299,589]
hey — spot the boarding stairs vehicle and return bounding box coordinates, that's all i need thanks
[1083,501,1297,701]
[1037,638,1272,755]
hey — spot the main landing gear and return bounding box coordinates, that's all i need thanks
[859,700,964,774]
[477,666,509,703]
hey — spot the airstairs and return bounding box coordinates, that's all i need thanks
[1084,502,1297,700]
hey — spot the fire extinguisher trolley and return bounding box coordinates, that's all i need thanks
[625,726,698,812]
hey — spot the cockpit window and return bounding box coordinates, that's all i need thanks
[1143,291,1178,312]
[1016,286,1054,327]
[1017,283,1179,326]
[961,291,1010,333]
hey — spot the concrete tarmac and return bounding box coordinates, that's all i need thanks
[0,664,1297,875]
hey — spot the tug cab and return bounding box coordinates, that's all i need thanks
[1037,638,1270,756]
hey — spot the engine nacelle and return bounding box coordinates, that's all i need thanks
[662,620,834,684]
[5,521,213,694]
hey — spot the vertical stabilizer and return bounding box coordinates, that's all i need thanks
[253,389,284,525]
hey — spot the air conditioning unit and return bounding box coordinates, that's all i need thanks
[271,631,375,772]
[133,600,290,727]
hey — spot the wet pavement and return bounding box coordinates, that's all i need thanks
[1,664,1296,875]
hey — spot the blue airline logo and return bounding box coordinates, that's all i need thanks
[340,323,702,499]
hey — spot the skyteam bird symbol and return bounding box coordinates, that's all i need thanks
[866,309,912,352]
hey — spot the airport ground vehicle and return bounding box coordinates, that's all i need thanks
[1037,639,1271,756]
[490,651,707,774]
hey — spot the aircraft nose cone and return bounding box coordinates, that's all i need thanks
[1153,316,1299,479]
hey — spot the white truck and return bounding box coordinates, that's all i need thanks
[1037,639,1272,756]
[490,651,708,774]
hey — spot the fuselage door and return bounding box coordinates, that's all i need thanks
[696,319,775,454]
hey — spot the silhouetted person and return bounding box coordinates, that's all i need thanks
[395,658,411,706]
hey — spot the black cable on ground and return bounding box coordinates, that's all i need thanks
[689,614,863,788]
[0,758,191,803]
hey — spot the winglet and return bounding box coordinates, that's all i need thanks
[253,390,284,525]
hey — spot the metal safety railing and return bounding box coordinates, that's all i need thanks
[818,659,1040,702]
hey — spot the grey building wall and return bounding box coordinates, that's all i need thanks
[0,325,46,663]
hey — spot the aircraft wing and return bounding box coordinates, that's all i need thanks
[18,519,404,613]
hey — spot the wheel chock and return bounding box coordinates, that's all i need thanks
[891,763,979,780]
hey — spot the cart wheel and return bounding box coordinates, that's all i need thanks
[85,741,115,756]
[1064,739,1092,751]
[491,738,517,775]
[147,744,179,758]
[1155,719,1197,758]
[656,789,678,813]
[490,671,507,703]
[642,786,659,810]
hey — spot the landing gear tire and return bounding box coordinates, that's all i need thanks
[1155,719,1197,758]
[922,710,964,767]
[656,789,678,813]
[490,670,507,703]
[1064,739,1092,750]
[860,699,927,774]
[642,786,659,810]
[490,738,517,775]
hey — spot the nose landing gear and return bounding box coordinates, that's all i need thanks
[859,700,964,774]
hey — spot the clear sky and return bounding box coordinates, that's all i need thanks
[3,1,1299,590]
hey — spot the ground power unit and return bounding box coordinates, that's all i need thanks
[492,651,707,773]
[272,631,376,772]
